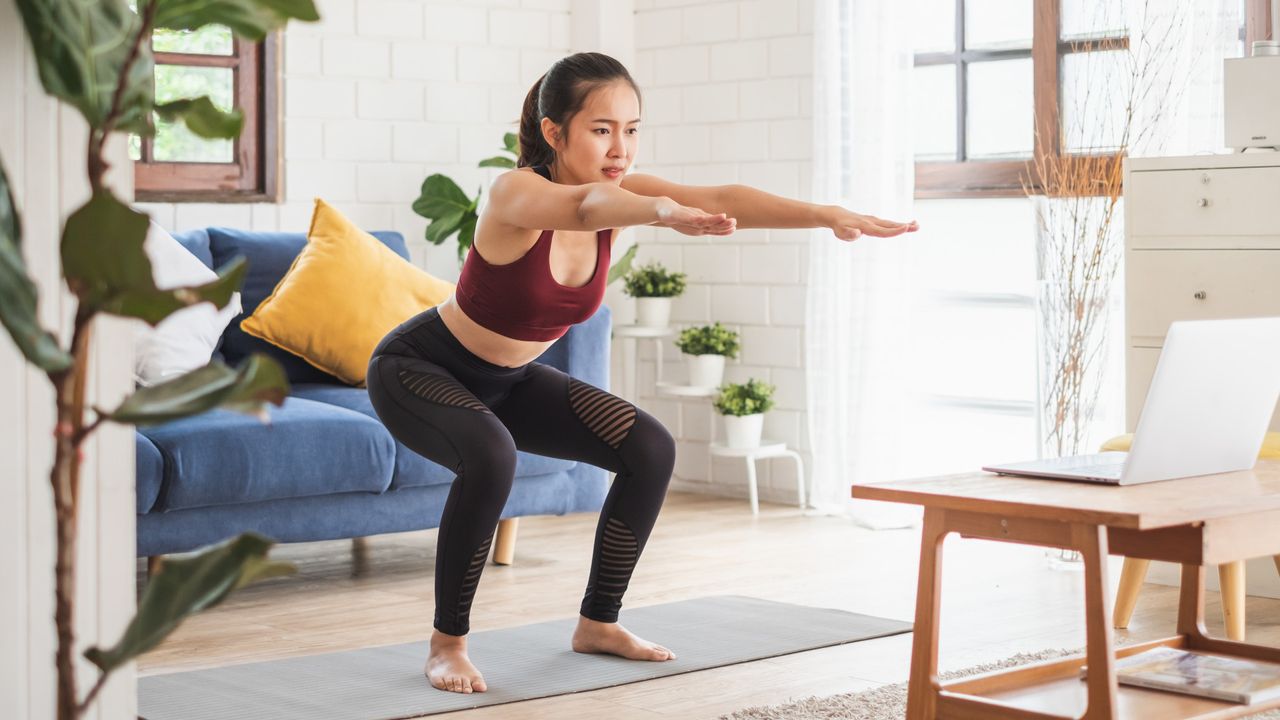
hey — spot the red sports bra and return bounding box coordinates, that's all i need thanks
[454,211,612,342]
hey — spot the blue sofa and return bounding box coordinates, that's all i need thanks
[135,227,612,562]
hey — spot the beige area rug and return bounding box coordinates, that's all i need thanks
[720,643,1280,719]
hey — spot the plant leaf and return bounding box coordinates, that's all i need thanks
[155,96,244,139]
[478,156,515,169]
[153,0,320,41]
[61,190,245,324]
[503,132,518,155]
[607,242,637,286]
[0,160,72,372]
[13,0,155,134]
[106,354,289,426]
[83,532,295,673]
[424,209,465,245]
[412,174,471,219]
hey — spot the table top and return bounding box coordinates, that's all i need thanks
[851,461,1280,530]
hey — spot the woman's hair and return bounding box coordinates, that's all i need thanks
[517,52,642,169]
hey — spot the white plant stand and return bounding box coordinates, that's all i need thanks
[612,323,677,403]
[709,441,806,517]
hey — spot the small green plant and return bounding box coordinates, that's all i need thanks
[623,260,687,298]
[411,131,638,283]
[676,322,740,358]
[713,378,776,417]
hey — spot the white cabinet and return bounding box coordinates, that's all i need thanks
[1124,153,1280,433]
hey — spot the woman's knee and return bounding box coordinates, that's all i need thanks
[459,417,519,483]
[624,410,676,477]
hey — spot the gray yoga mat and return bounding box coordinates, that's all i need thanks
[138,595,913,719]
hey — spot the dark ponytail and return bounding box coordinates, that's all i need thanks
[516,52,643,169]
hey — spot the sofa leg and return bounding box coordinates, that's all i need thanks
[352,537,369,576]
[147,555,164,579]
[493,518,518,566]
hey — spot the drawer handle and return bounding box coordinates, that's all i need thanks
[1194,290,1207,300]
[1196,198,1210,207]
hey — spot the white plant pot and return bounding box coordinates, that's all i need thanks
[635,296,672,327]
[723,413,765,449]
[686,353,726,388]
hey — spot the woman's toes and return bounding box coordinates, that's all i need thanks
[472,677,487,692]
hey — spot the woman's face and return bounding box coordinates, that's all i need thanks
[542,81,640,185]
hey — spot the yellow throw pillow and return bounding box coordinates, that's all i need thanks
[240,198,456,386]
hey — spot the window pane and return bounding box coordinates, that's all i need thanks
[912,64,957,160]
[1061,50,1131,154]
[964,0,1032,50]
[915,0,956,53]
[153,65,235,163]
[966,58,1032,159]
[1061,0,1129,42]
[152,26,234,55]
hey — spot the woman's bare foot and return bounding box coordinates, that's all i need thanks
[425,629,487,693]
[571,615,677,661]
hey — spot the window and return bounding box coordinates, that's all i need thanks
[129,26,280,202]
[913,0,1273,198]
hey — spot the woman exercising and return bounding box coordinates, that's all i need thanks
[365,51,918,695]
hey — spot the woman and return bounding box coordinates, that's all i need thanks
[365,52,917,695]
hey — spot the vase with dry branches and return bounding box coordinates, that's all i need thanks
[1022,1,1200,565]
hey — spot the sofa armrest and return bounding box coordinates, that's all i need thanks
[535,304,612,392]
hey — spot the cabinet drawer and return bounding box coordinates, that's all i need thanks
[1127,346,1280,433]
[1126,249,1280,343]
[1127,166,1280,240]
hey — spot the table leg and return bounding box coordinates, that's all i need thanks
[1074,523,1118,719]
[906,508,948,720]
[1218,561,1246,641]
[1178,561,1210,643]
[744,456,759,516]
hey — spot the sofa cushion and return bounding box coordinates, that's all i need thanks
[290,383,577,489]
[136,432,164,514]
[139,396,395,512]
[239,200,455,386]
[207,227,409,385]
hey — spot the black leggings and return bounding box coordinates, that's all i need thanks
[365,305,676,637]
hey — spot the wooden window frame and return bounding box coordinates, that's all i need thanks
[134,31,281,203]
[914,0,1274,199]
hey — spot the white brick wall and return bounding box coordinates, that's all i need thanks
[141,0,574,280]
[626,0,815,505]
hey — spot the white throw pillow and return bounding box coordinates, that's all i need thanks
[133,220,243,386]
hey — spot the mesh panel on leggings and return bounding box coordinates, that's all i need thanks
[594,517,638,600]
[397,369,491,413]
[457,532,495,610]
[568,378,636,449]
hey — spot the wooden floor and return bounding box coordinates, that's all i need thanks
[136,490,1280,719]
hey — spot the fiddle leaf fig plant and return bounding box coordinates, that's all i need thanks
[8,1,318,717]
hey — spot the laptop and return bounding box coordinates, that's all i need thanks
[982,317,1280,485]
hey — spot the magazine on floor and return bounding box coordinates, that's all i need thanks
[1080,646,1280,704]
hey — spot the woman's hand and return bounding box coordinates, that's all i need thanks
[824,206,918,241]
[652,197,737,236]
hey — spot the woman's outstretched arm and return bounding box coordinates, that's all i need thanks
[621,172,918,240]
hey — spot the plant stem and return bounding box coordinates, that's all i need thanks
[89,0,157,193]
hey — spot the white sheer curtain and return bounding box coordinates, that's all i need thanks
[805,0,920,529]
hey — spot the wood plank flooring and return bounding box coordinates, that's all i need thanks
[135,490,1280,718]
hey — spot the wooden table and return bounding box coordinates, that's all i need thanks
[853,462,1280,719]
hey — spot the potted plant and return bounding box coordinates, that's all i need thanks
[676,321,739,388]
[622,260,686,327]
[8,2,310,717]
[713,378,776,449]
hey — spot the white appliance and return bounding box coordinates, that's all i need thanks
[982,317,1280,485]
[1224,0,1280,150]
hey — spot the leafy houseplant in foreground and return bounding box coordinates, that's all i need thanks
[8,1,318,717]
[622,260,687,328]
[676,321,740,388]
[713,378,776,449]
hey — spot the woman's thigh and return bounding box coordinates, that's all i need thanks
[367,353,517,477]
[492,362,667,475]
